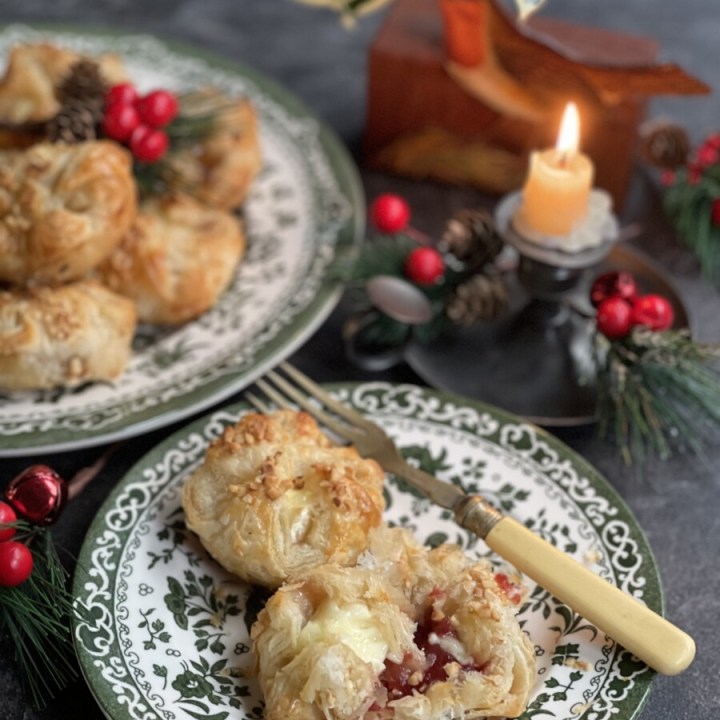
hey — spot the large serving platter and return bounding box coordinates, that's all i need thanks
[0,25,363,456]
[73,383,660,720]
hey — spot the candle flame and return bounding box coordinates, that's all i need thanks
[555,102,580,157]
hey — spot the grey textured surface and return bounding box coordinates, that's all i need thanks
[0,1,718,719]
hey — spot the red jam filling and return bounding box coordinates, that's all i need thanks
[494,572,523,605]
[380,604,486,699]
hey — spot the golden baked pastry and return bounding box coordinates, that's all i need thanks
[0,140,137,285]
[96,192,245,325]
[0,279,137,390]
[166,91,262,211]
[252,527,536,720]
[182,410,386,588]
[0,42,128,125]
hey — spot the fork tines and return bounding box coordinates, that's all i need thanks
[247,362,368,444]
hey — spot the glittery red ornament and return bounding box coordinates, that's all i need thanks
[404,246,445,285]
[631,294,675,331]
[5,465,68,526]
[590,271,638,308]
[0,501,16,542]
[370,193,411,233]
[596,297,633,339]
[0,541,33,587]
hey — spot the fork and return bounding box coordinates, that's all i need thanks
[247,362,695,676]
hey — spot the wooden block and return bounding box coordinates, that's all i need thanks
[363,0,662,210]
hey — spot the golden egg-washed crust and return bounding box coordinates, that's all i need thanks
[0,279,136,390]
[182,410,386,588]
[0,42,128,125]
[252,527,536,720]
[0,141,137,285]
[166,90,262,211]
[96,192,246,325]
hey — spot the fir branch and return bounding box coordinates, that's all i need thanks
[0,527,78,709]
[595,327,720,465]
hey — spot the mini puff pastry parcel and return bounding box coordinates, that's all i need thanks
[182,410,386,588]
[252,526,536,720]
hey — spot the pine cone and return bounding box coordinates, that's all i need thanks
[45,100,100,143]
[440,209,504,272]
[639,120,690,170]
[56,59,108,110]
[446,273,507,326]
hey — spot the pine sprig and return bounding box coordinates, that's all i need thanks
[0,524,77,710]
[663,144,720,285]
[595,326,720,465]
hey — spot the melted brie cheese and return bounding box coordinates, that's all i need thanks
[298,601,389,671]
[428,632,474,666]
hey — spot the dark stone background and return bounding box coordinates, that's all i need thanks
[0,1,718,718]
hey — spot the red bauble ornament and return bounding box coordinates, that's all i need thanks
[0,501,16,542]
[102,102,141,142]
[0,541,33,587]
[596,297,633,339]
[129,125,169,163]
[590,271,637,308]
[105,82,139,107]
[6,465,68,526]
[404,246,445,285]
[631,294,675,331]
[137,89,178,128]
[370,194,411,233]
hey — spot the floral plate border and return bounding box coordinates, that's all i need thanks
[0,25,363,457]
[73,383,660,720]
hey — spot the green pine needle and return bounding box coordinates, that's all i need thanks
[595,327,720,465]
[0,527,78,710]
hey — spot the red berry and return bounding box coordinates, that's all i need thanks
[0,541,33,587]
[661,170,676,187]
[706,133,720,150]
[102,101,141,142]
[590,271,637,309]
[631,294,675,331]
[596,296,633,339]
[0,501,16,542]
[137,90,179,128]
[370,193,411,233]
[6,464,67,526]
[404,247,445,285]
[697,145,719,167]
[129,125,169,163]
[105,82,139,107]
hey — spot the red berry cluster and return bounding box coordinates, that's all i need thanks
[591,271,675,340]
[369,193,446,286]
[0,465,67,588]
[102,83,178,163]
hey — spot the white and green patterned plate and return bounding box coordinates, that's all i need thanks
[0,26,363,457]
[73,383,660,720]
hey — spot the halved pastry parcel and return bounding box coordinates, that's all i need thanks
[252,527,536,720]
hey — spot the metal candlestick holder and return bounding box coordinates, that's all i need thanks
[495,190,620,330]
[402,191,621,426]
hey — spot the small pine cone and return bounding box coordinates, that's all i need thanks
[446,273,507,326]
[56,59,108,108]
[639,120,690,170]
[45,100,100,143]
[440,209,504,272]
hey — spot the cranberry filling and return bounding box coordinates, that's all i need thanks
[380,605,485,699]
[494,572,523,605]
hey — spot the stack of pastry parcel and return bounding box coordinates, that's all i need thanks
[0,43,261,391]
[183,410,537,720]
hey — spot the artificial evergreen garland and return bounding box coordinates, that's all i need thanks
[640,122,720,286]
[0,466,77,709]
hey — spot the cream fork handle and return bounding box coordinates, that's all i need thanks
[478,514,695,676]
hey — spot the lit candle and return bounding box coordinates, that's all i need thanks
[515,102,594,238]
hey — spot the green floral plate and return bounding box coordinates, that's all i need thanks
[73,383,660,720]
[0,25,363,457]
